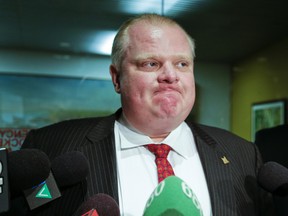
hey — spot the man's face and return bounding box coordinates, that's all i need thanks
[110,22,195,136]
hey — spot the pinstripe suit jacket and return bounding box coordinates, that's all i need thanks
[18,109,275,216]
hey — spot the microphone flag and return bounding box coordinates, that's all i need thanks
[23,171,61,210]
[81,209,99,216]
[143,176,203,216]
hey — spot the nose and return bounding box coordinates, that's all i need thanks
[157,63,178,83]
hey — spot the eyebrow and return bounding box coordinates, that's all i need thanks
[134,53,193,61]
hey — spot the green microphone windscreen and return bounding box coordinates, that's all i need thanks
[143,176,203,216]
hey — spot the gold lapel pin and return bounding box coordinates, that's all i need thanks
[221,156,230,164]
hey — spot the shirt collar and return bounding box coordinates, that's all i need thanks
[116,117,194,159]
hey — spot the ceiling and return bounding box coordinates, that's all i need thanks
[1,0,288,64]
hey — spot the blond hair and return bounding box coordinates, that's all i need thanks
[111,13,195,70]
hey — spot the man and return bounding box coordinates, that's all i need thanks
[17,14,274,215]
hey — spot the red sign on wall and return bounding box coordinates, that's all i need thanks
[0,128,30,151]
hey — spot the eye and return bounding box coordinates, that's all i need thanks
[143,61,158,68]
[176,61,188,68]
[175,60,191,72]
[139,60,160,72]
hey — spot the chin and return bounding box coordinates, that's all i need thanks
[159,105,188,119]
[156,112,184,127]
[156,111,177,120]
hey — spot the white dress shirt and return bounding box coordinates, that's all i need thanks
[114,119,212,216]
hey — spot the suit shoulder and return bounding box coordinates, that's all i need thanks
[191,123,259,164]
[22,114,116,151]
[193,123,253,148]
[35,115,114,132]
[195,123,243,138]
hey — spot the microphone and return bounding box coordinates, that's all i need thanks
[51,150,89,187]
[258,161,288,196]
[73,193,120,216]
[143,176,203,216]
[0,148,50,213]
[23,151,89,210]
[81,209,99,216]
[8,148,51,195]
[0,148,10,213]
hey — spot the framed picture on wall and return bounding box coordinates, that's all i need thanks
[251,99,287,141]
[0,74,121,151]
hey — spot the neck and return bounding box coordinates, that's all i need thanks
[119,112,172,142]
[149,133,170,143]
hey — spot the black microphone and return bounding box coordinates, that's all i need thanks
[0,148,10,213]
[51,151,89,188]
[73,193,120,216]
[8,148,51,196]
[0,148,51,213]
[258,161,288,196]
[23,151,89,210]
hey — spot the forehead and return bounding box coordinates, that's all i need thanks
[128,20,185,40]
[126,21,192,58]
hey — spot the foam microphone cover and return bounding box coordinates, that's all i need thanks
[73,193,120,216]
[258,161,288,196]
[143,176,203,216]
[51,151,89,187]
[8,148,51,192]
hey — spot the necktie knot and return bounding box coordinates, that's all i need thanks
[146,144,171,158]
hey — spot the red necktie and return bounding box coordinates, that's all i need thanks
[146,144,175,183]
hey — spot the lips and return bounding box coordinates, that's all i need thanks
[154,85,181,95]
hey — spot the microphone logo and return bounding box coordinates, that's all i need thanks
[24,171,61,210]
[143,176,204,216]
[35,183,52,199]
[181,181,202,210]
[81,209,99,216]
[145,180,165,208]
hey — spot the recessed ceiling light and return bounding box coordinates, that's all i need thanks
[90,31,117,55]
[120,0,198,15]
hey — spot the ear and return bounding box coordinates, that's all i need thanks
[110,65,121,93]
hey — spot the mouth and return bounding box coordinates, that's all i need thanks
[154,85,181,95]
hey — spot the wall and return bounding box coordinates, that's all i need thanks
[0,49,231,130]
[231,38,288,141]
[194,63,231,130]
[0,49,111,80]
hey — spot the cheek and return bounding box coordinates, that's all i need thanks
[182,73,195,91]
[187,81,195,97]
[121,74,151,99]
[182,75,196,105]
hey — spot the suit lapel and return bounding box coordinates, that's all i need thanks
[190,123,237,215]
[77,112,119,203]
